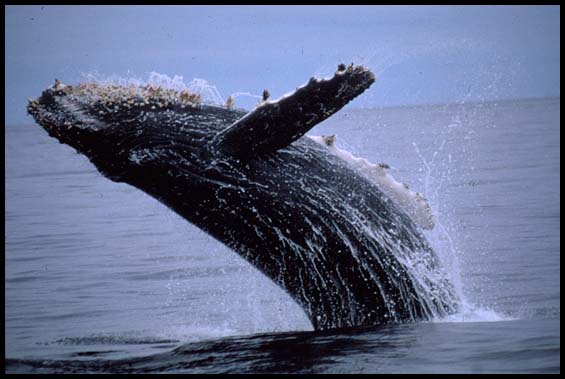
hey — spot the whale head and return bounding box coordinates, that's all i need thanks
[27,79,243,183]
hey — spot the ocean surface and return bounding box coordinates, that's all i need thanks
[5,97,560,373]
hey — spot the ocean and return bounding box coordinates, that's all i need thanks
[5,97,560,373]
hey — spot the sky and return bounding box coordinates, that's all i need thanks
[5,5,561,124]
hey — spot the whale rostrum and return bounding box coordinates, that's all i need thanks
[27,64,458,330]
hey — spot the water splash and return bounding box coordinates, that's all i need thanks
[186,78,225,105]
[411,114,511,323]
[228,92,264,110]
[230,92,262,101]
[309,135,435,230]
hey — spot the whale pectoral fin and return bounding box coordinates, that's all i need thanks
[212,64,375,161]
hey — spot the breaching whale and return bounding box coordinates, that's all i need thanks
[27,64,458,330]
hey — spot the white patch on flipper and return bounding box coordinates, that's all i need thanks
[309,135,435,230]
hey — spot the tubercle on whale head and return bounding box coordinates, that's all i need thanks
[27,79,206,125]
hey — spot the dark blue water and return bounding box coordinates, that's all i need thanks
[5,98,560,373]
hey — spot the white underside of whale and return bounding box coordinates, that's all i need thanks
[308,135,435,230]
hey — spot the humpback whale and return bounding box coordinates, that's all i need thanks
[27,64,458,330]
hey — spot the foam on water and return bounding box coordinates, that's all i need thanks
[434,299,517,323]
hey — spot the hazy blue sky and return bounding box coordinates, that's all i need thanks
[5,5,560,124]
